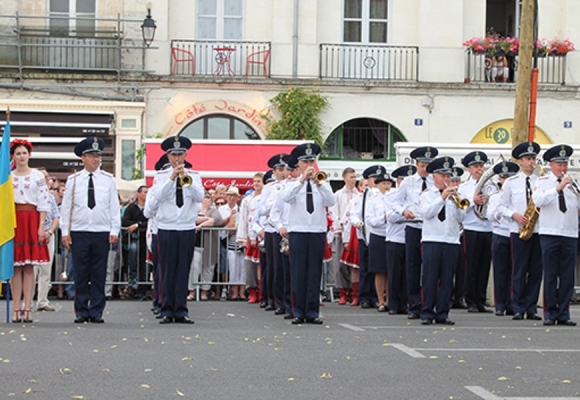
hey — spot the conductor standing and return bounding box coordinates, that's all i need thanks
[282,143,335,325]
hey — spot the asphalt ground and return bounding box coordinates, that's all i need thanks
[1,299,580,400]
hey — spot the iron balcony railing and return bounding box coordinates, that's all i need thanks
[465,52,567,85]
[319,43,419,81]
[170,40,271,78]
[0,13,151,82]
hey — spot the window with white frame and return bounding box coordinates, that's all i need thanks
[49,0,96,36]
[197,0,243,40]
[343,0,388,44]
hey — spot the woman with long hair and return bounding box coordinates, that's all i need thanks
[10,139,50,323]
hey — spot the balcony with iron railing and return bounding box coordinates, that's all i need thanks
[170,40,271,78]
[465,51,567,85]
[319,43,419,81]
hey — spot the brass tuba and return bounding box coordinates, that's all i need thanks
[473,155,505,220]
[518,165,547,241]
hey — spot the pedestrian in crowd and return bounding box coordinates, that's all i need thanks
[221,186,245,300]
[236,172,264,304]
[458,151,495,313]
[10,139,51,323]
[365,172,393,311]
[533,144,578,326]
[497,142,543,321]
[486,161,519,316]
[282,143,335,325]
[60,136,120,324]
[385,165,415,314]
[331,167,358,305]
[36,167,61,312]
[419,156,465,326]
[391,146,438,319]
[145,135,204,324]
[121,185,150,300]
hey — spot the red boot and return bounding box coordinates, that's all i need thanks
[338,289,348,305]
[247,288,258,304]
[350,282,360,307]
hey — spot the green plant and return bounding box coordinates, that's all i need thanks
[131,145,145,180]
[266,88,329,146]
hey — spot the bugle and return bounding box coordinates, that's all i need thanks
[313,171,327,185]
[445,182,470,210]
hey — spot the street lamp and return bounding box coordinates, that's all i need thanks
[141,3,157,47]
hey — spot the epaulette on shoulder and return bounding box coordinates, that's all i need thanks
[505,174,520,182]
[157,169,171,175]
[67,171,82,181]
[537,175,549,180]
[101,170,113,177]
[186,169,199,175]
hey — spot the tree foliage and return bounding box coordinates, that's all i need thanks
[266,88,329,146]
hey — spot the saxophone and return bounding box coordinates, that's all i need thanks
[518,165,547,241]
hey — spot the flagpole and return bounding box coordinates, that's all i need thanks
[4,107,10,323]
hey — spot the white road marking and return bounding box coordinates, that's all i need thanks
[465,386,580,400]
[338,323,366,332]
[416,348,580,353]
[389,343,426,358]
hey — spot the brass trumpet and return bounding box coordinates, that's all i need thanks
[313,171,327,184]
[445,182,470,210]
[179,172,192,187]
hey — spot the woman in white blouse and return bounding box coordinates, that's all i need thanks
[10,139,50,323]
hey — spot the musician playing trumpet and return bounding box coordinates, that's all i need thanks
[532,144,578,326]
[418,157,466,325]
[497,142,543,321]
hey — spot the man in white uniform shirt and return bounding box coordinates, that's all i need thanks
[282,143,335,325]
[391,146,438,319]
[61,136,120,324]
[146,136,204,324]
[533,144,578,326]
[418,157,466,326]
[458,151,495,313]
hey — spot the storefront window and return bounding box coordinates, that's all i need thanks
[180,114,261,140]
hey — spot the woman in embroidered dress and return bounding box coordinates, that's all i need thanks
[10,139,50,323]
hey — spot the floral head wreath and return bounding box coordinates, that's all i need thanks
[10,138,33,152]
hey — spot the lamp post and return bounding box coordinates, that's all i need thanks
[141,3,157,48]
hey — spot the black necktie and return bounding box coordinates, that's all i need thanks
[557,178,567,213]
[525,177,532,205]
[421,177,427,192]
[306,180,314,214]
[361,189,368,238]
[438,190,446,221]
[87,173,95,209]
[176,178,184,208]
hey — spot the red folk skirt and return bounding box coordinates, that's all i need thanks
[339,226,360,269]
[244,244,261,263]
[14,204,49,266]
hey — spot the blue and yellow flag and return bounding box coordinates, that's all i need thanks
[0,119,16,280]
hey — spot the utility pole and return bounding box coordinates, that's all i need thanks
[512,0,535,149]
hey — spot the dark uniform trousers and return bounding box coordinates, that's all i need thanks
[452,235,467,304]
[358,239,376,304]
[491,234,512,313]
[289,232,325,320]
[151,234,163,312]
[259,250,267,303]
[405,226,422,316]
[158,229,195,318]
[386,241,407,313]
[265,232,284,308]
[421,242,458,321]
[510,233,542,315]
[464,230,492,309]
[540,235,577,321]
[71,231,109,319]
[281,252,292,313]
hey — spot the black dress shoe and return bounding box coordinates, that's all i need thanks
[90,317,105,324]
[526,313,542,321]
[283,314,294,320]
[512,312,524,320]
[159,316,174,324]
[274,308,286,315]
[360,302,371,309]
[155,314,164,319]
[407,313,420,320]
[467,306,479,313]
[291,318,305,325]
[543,319,555,326]
[259,302,267,308]
[557,319,577,326]
[388,310,397,315]
[306,318,324,325]
[264,305,275,311]
[478,306,493,313]
[435,318,455,325]
[74,317,89,324]
[506,310,515,316]
[174,316,195,324]
[421,319,433,325]
[495,310,505,316]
